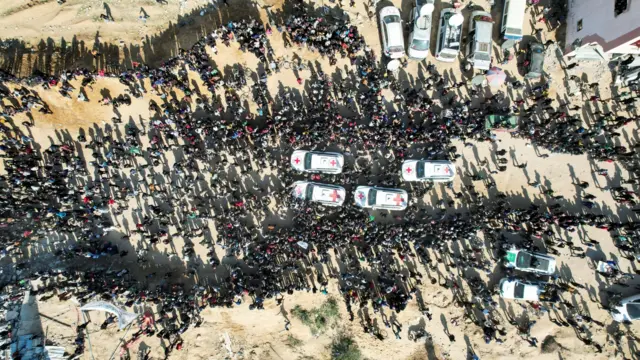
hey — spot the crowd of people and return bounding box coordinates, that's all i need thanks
[2,1,640,359]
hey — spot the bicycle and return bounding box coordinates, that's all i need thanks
[278,56,308,72]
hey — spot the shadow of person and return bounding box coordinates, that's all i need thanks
[104,2,115,21]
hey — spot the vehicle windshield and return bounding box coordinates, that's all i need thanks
[514,283,525,299]
[384,15,401,24]
[475,52,491,62]
[416,161,425,178]
[305,184,314,199]
[627,304,640,319]
[368,189,377,206]
[304,153,312,170]
[516,252,532,268]
[439,51,457,59]
[411,39,430,51]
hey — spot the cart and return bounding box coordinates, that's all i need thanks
[485,114,518,132]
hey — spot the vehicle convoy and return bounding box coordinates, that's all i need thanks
[504,248,556,275]
[379,6,406,59]
[401,160,456,182]
[408,0,435,60]
[291,181,346,207]
[354,186,409,210]
[290,150,344,174]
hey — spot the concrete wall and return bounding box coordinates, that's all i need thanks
[565,0,640,54]
[608,35,640,54]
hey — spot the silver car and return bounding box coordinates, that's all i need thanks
[379,6,406,59]
[408,0,435,60]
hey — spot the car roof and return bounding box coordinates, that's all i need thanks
[475,21,493,43]
[312,185,345,203]
[310,153,341,169]
[375,188,408,206]
[415,15,432,32]
[528,43,545,75]
[385,23,404,47]
[504,0,526,29]
[522,283,540,300]
[423,161,455,177]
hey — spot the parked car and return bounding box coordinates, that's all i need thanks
[500,0,526,41]
[465,10,493,70]
[379,6,406,59]
[408,0,435,59]
[435,8,464,62]
[354,186,408,210]
[525,42,545,79]
[499,278,544,301]
[610,294,640,322]
[401,160,456,182]
[290,150,344,174]
[504,248,556,275]
[291,181,346,207]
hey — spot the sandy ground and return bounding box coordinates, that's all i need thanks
[2,0,640,360]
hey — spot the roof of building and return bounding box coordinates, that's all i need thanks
[564,0,640,55]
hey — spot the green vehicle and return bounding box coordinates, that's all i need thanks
[485,114,518,132]
[504,248,556,275]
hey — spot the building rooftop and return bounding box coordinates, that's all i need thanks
[564,0,640,54]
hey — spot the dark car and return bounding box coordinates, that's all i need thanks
[525,42,545,79]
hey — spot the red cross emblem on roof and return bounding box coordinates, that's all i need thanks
[444,166,450,174]
[405,167,412,174]
[329,190,341,202]
[393,194,404,206]
[330,159,337,167]
[294,157,301,165]
[295,187,302,196]
[357,192,365,200]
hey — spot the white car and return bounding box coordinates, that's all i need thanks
[499,278,544,301]
[290,150,344,174]
[466,11,493,71]
[611,294,640,322]
[401,160,456,182]
[435,9,463,62]
[504,249,556,275]
[291,181,346,207]
[379,6,406,59]
[354,186,408,210]
[408,0,435,60]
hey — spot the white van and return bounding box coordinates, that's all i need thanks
[466,11,493,71]
[501,0,526,41]
[401,159,456,182]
